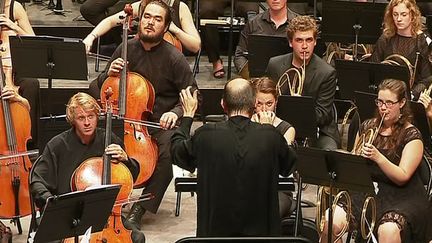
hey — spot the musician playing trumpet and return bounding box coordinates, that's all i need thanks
[267,16,340,150]
[370,0,432,100]
[321,79,432,243]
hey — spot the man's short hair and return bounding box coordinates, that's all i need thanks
[223,79,256,116]
[287,15,318,41]
[66,92,100,125]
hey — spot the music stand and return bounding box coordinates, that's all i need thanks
[33,184,121,243]
[10,35,87,88]
[354,91,376,123]
[10,35,88,116]
[410,101,432,152]
[247,34,291,78]
[296,146,374,243]
[276,96,317,146]
[321,1,386,60]
[336,60,410,100]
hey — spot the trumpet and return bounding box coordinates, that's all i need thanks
[381,53,419,89]
[276,52,306,96]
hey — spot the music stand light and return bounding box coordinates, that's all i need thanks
[33,184,121,243]
[276,96,317,146]
[336,60,411,100]
[321,1,386,60]
[296,146,374,243]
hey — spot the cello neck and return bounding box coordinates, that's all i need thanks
[102,89,114,185]
[118,4,133,117]
[0,43,17,151]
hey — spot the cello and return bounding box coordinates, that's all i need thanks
[68,89,134,243]
[101,4,158,188]
[0,26,32,235]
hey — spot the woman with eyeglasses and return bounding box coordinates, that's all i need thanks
[320,79,432,243]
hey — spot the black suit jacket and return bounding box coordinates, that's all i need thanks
[267,53,340,146]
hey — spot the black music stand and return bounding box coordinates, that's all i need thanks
[354,91,376,123]
[32,184,120,243]
[321,1,386,60]
[336,60,410,100]
[296,146,374,243]
[248,34,291,78]
[411,101,432,151]
[276,96,317,146]
[10,35,88,88]
[9,35,88,116]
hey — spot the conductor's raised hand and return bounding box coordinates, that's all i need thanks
[180,86,198,118]
[108,58,126,77]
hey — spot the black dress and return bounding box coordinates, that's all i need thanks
[370,34,432,99]
[351,119,431,242]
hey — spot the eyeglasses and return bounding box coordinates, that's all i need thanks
[374,98,399,108]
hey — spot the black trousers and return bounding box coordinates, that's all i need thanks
[199,0,258,63]
[136,128,174,213]
[16,77,40,150]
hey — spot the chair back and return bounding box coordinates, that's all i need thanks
[28,156,42,238]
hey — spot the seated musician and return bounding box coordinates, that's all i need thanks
[29,92,145,243]
[234,0,299,79]
[250,76,296,219]
[266,15,340,150]
[83,0,200,54]
[1,0,39,149]
[369,0,432,100]
[320,79,432,243]
[199,0,258,79]
[89,0,200,232]
[171,79,297,236]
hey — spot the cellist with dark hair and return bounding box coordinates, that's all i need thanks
[90,0,200,232]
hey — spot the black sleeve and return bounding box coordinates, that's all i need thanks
[170,116,197,172]
[278,135,297,177]
[170,56,201,119]
[412,36,432,100]
[234,21,251,73]
[315,68,337,128]
[370,35,386,63]
[30,146,57,209]
[96,44,122,88]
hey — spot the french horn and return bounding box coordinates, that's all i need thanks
[276,52,306,96]
[381,52,419,89]
[350,114,385,241]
